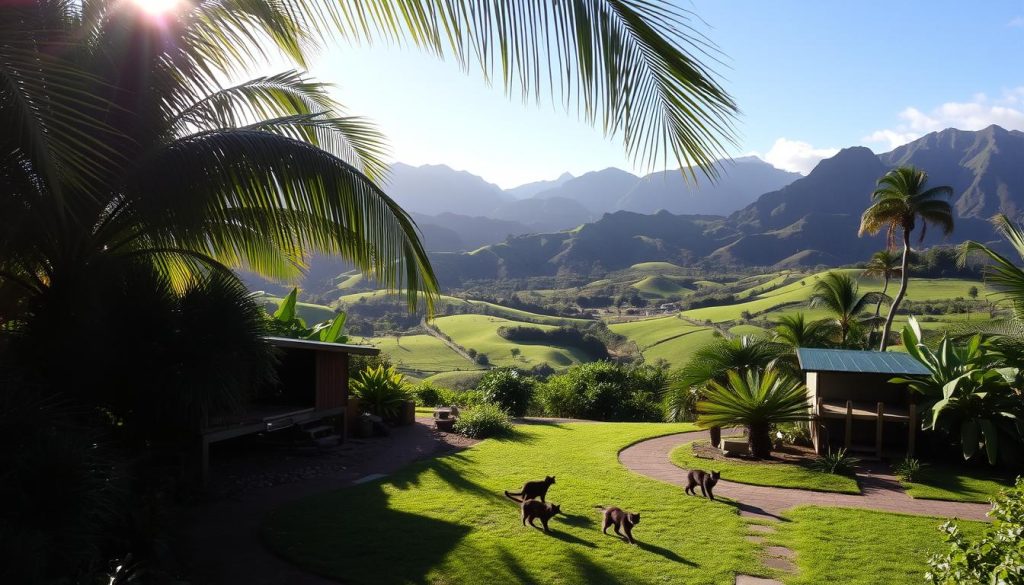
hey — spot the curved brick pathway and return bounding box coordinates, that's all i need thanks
[619,430,992,522]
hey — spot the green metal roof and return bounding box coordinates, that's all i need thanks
[796,348,929,375]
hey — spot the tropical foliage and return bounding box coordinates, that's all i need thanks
[809,448,860,476]
[809,271,888,347]
[863,250,902,316]
[926,478,1024,584]
[477,368,534,417]
[535,361,664,422]
[773,312,833,349]
[859,167,954,349]
[895,318,1023,466]
[452,403,513,439]
[352,365,411,421]
[695,368,810,458]
[266,288,348,343]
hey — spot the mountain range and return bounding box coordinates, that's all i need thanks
[424,125,1024,284]
[386,157,800,250]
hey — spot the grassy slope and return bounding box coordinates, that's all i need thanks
[771,506,986,585]
[432,314,589,368]
[901,464,1015,503]
[631,276,691,298]
[363,334,481,376]
[641,328,720,364]
[423,370,487,390]
[670,442,860,494]
[259,297,336,325]
[263,423,762,585]
[630,261,684,271]
[608,318,718,364]
[338,290,583,326]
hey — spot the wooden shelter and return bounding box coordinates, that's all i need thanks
[797,348,929,459]
[198,336,378,483]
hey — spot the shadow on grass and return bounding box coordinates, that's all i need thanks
[720,499,789,522]
[558,512,596,528]
[636,540,697,566]
[496,548,543,585]
[263,483,472,583]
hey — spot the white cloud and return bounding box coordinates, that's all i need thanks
[1009,16,1024,28]
[864,89,1024,150]
[761,138,840,175]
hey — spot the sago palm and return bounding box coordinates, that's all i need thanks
[0,0,738,328]
[859,167,954,350]
[809,271,888,348]
[696,368,809,459]
[673,335,790,445]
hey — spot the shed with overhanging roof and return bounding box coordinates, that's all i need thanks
[797,348,929,459]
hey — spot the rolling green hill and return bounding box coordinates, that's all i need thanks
[630,275,692,298]
[431,315,590,368]
[361,334,481,377]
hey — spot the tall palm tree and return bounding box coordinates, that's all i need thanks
[809,271,889,348]
[696,368,809,459]
[0,0,738,328]
[859,167,954,350]
[863,250,902,317]
[673,335,790,445]
[774,312,832,349]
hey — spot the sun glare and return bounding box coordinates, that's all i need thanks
[131,0,180,17]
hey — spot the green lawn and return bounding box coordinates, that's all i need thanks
[670,441,861,494]
[900,464,1016,503]
[423,370,487,390]
[608,318,719,366]
[263,423,762,584]
[363,334,481,376]
[769,506,987,585]
[432,314,590,368]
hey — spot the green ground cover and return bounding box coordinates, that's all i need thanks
[432,315,590,368]
[670,441,860,494]
[769,506,986,585]
[640,328,719,364]
[729,324,770,337]
[900,464,1016,503]
[464,300,587,326]
[423,370,487,390]
[631,275,692,298]
[364,334,480,376]
[607,318,719,364]
[263,423,762,584]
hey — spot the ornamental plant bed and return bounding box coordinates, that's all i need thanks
[692,440,819,466]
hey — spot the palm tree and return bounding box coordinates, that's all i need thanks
[859,167,954,350]
[0,0,738,327]
[773,313,832,349]
[863,250,902,317]
[696,368,809,459]
[673,336,790,445]
[809,271,889,348]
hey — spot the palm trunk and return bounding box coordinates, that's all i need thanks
[709,426,722,448]
[874,276,889,317]
[748,422,773,459]
[880,231,912,351]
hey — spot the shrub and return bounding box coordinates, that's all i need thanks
[351,365,411,421]
[455,390,485,407]
[453,404,513,439]
[894,457,922,482]
[410,382,457,407]
[809,448,860,476]
[926,478,1024,584]
[535,361,663,422]
[477,368,533,416]
[662,386,698,422]
[774,421,812,446]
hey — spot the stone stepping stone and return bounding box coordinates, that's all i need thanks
[765,546,795,560]
[735,576,783,585]
[762,555,797,573]
[748,524,776,534]
[745,535,765,544]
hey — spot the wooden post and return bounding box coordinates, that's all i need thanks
[813,397,823,454]
[908,403,917,457]
[875,402,885,458]
[844,400,853,450]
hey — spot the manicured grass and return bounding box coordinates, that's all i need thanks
[365,334,480,376]
[770,506,987,585]
[432,314,590,368]
[670,441,861,494]
[729,324,770,337]
[900,464,1015,503]
[263,423,762,584]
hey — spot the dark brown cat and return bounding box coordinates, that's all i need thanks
[685,469,721,500]
[600,507,641,544]
[504,475,555,502]
[521,499,561,533]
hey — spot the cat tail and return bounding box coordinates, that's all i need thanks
[504,491,523,502]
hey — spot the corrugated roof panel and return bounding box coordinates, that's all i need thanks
[796,348,930,375]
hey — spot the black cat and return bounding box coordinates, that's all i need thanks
[685,469,721,500]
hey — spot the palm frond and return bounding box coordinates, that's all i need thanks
[119,129,437,310]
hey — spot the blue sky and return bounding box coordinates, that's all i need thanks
[298,1,1024,188]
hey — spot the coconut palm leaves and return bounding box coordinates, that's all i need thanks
[696,368,810,458]
[961,214,1024,319]
[864,250,902,316]
[774,313,833,349]
[859,166,954,350]
[809,271,889,347]
[675,336,791,389]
